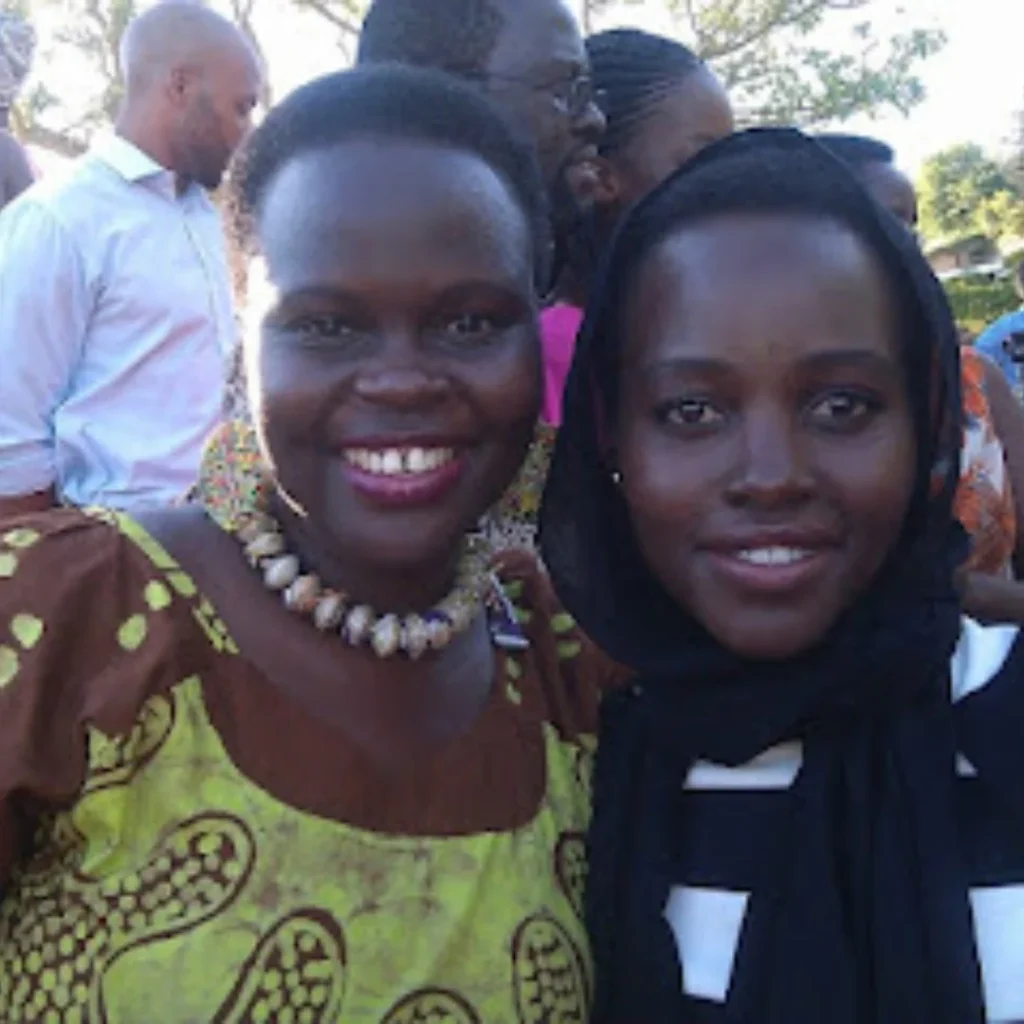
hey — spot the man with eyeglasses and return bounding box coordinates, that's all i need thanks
[357,0,607,290]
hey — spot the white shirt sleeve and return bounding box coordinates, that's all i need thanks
[0,200,92,496]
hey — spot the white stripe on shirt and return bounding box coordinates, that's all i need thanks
[666,618,1023,1022]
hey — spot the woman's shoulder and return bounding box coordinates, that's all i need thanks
[0,505,223,709]
[492,547,630,740]
[0,506,168,619]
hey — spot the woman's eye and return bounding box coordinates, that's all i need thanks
[660,398,724,428]
[806,391,877,426]
[441,312,501,340]
[290,314,360,343]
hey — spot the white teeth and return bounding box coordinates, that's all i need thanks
[736,547,812,566]
[344,447,455,477]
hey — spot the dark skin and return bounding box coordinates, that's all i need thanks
[484,0,606,201]
[138,139,541,773]
[617,214,916,660]
[859,161,919,231]
[0,11,261,514]
[591,66,735,221]
[116,5,262,192]
[555,66,734,306]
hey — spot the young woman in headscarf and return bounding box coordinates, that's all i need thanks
[541,128,1024,1023]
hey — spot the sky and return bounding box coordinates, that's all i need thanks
[828,0,1024,172]
[250,0,1024,175]
[28,0,1024,177]
[560,0,1024,173]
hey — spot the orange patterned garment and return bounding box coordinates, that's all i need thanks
[955,348,1017,575]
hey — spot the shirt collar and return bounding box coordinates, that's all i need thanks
[92,133,174,187]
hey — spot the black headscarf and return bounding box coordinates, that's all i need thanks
[540,129,1009,1023]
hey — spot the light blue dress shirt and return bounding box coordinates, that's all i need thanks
[0,134,234,507]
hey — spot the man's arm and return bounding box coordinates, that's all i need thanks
[0,133,33,210]
[0,199,91,508]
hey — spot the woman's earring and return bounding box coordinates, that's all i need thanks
[611,469,623,486]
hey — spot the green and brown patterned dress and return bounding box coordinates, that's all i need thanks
[0,509,611,1023]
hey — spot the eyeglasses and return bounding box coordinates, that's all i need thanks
[473,71,605,120]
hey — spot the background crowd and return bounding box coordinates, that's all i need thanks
[1,0,1024,1022]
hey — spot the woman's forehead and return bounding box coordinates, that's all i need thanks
[256,141,533,282]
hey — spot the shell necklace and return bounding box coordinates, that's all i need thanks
[193,420,526,658]
[236,510,497,660]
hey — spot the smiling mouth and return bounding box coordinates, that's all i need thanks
[734,546,815,567]
[343,446,457,477]
[340,444,466,509]
[707,543,833,596]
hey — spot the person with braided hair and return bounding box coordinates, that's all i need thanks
[586,29,734,236]
[0,9,35,209]
[478,28,733,551]
[541,28,733,426]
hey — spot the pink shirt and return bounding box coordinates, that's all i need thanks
[539,304,583,426]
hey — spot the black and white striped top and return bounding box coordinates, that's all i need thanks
[666,619,1024,1023]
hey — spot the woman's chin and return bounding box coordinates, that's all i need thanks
[704,616,834,663]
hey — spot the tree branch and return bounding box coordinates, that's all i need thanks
[20,122,88,158]
[690,0,865,60]
[293,0,361,37]
[228,0,274,105]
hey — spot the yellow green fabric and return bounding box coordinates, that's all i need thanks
[0,509,603,1023]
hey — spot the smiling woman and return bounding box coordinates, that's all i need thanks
[0,67,617,1022]
[542,129,1024,1023]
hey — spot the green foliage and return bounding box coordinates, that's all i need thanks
[0,0,29,18]
[14,0,947,158]
[659,0,945,125]
[917,144,1024,246]
[944,275,1019,336]
[12,0,138,156]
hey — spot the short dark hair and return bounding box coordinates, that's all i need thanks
[587,29,704,156]
[230,65,551,289]
[357,0,503,77]
[814,133,895,172]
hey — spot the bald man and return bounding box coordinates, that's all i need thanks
[0,2,262,516]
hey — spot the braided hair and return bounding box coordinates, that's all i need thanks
[586,28,704,156]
